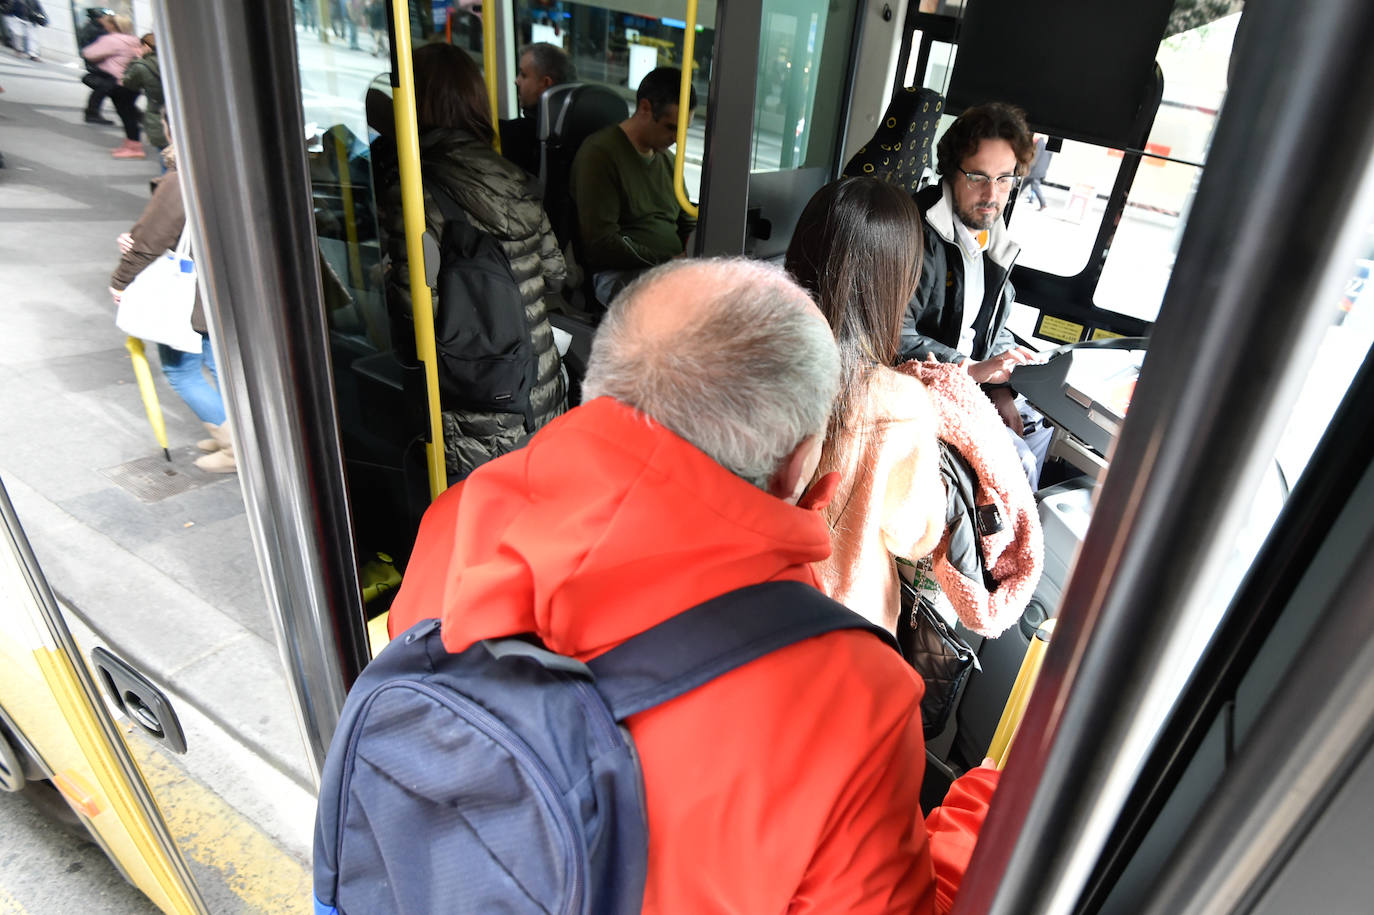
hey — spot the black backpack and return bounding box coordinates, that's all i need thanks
[424,186,537,430]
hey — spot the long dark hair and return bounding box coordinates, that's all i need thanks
[785,177,924,478]
[412,42,495,142]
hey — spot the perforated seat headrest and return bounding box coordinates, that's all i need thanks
[842,87,944,194]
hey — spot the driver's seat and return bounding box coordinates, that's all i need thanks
[843,87,943,193]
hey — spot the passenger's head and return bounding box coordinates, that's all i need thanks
[786,178,923,474]
[786,177,923,370]
[411,42,495,142]
[112,14,134,35]
[140,33,155,54]
[515,42,575,111]
[631,67,697,152]
[583,258,840,500]
[365,87,395,139]
[936,102,1035,231]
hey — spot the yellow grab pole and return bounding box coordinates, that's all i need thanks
[333,135,365,289]
[124,336,171,461]
[671,0,699,218]
[390,2,448,500]
[483,0,501,153]
[987,618,1056,769]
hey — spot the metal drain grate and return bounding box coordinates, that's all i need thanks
[100,447,230,503]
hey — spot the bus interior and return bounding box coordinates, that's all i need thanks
[3,0,1374,911]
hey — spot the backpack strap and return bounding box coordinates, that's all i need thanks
[587,580,898,721]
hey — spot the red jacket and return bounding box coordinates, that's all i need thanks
[389,397,998,913]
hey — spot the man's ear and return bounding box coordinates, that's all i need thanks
[539,74,554,94]
[767,435,824,504]
[635,98,654,119]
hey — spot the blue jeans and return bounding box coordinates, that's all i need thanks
[158,337,226,426]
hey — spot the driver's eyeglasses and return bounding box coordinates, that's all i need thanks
[960,169,1021,191]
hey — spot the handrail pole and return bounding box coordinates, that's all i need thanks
[390,0,448,500]
[484,2,501,152]
[672,0,700,218]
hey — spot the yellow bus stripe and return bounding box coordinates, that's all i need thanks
[32,648,203,914]
[0,887,32,914]
[123,731,312,914]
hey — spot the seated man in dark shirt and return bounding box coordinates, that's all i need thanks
[570,67,697,304]
[498,41,576,176]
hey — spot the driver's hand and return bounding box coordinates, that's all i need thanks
[987,386,1024,435]
[965,347,1034,384]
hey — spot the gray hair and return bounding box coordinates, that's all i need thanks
[520,42,577,87]
[582,258,841,489]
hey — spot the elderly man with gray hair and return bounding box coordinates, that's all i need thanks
[499,40,577,175]
[387,257,997,913]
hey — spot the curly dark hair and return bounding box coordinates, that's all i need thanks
[936,102,1035,179]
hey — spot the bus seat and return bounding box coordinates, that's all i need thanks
[842,87,943,194]
[538,83,630,248]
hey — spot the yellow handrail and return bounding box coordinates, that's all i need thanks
[390,2,447,500]
[483,2,501,153]
[987,618,1056,769]
[333,135,365,289]
[671,0,699,219]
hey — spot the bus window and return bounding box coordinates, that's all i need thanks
[919,39,957,97]
[750,0,858,173]
[1095,11,1241,322]
[1008,137,1125,279]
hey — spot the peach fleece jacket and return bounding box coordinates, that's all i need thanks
[816,367,947,631]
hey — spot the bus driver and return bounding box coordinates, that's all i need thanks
[900,102,1053,488]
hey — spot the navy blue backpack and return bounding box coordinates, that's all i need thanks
[312,580,896,914]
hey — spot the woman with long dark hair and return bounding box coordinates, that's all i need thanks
[785,177,945,630]
[376,42,567,478]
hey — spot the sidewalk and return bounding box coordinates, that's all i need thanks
[0,51,315,906]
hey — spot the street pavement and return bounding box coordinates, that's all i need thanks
[0,784,158,915]
[0,50,314,913]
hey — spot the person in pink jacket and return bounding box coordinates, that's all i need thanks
[81,14,145,158]
[786,177,948,631]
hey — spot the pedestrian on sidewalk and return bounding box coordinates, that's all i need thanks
[122,33,166,150]
[110,145,237,473]
[81,14,146,158]
[77,8,117,124]
[5,0,48,61]
[1023,134,1052,211]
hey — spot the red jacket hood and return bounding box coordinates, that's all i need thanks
[390,397,834,658]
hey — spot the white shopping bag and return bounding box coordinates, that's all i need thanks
[116,225,203,354]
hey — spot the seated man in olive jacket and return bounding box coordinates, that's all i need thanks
[570,67,696,304]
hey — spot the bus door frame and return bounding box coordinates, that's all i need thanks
[154,0,372,778]
[951,0,1374,910]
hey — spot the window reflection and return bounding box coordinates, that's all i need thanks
[292,7,393,352]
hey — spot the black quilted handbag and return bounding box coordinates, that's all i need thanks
[896,575,977,740]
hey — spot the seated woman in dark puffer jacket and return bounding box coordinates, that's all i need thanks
[376,42,567,478]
